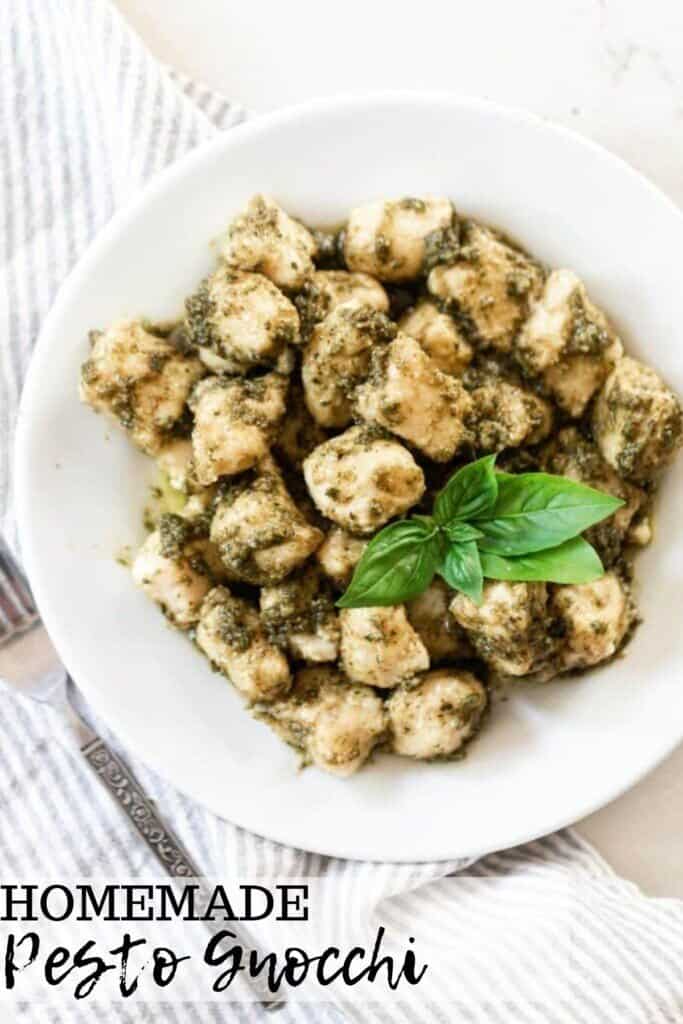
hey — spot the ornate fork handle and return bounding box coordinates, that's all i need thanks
[80,731,282,1009]
[81,736,201,877]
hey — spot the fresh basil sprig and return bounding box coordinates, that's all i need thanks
[337,453,624,608]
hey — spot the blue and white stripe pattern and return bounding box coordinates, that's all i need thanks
[1,2,683,1020]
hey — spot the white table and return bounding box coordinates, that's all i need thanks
[116,0,683,896]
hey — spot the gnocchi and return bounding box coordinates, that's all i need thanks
[81,192,681,777]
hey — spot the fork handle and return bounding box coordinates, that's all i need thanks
[80,733,283,1009]
[81,736,201,876]
[60,689,283,1006]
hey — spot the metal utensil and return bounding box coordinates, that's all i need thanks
[0,534,283,1009]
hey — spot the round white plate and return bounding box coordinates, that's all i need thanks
[15,93,683,861]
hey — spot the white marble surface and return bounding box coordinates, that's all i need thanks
[115,0,683,895]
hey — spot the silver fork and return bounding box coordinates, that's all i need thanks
[0,533,283,1010]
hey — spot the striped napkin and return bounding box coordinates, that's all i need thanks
[2,2,683,1021]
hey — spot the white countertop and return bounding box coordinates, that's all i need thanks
[115,0,683,896]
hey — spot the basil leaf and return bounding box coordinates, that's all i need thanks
[444,521,484,543]
[337,518,442,608]
[434,454,498,525]
[475,472,624,555]
[480,536,604,584]
[411,514,438,530]
[438,541,484,605]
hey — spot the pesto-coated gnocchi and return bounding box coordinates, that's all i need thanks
[196,585,292,701]
[221,194,316,290]
[345,196,455,282]
[450,581,551,677]
[302,425,425,534]
[302,304,395,428]
[210,455,323,585]
[257,666,386,776]
[190,373,288,484]
[387,670,487,760]
[550,573,633,671]
[428,222,543,352]
[339,605,430,689]
[81,193,682,777]
[399,299,473,375]
[354,332,472,461]
[184,267,300,374]
[80,320,203,455]
[515,269,623,417]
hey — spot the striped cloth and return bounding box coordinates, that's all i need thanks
[1,2,683,1021]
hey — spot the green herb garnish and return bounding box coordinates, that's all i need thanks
[336,518,445,609]
[337,454,624,608]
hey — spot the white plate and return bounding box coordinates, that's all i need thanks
[15,93,683,862]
